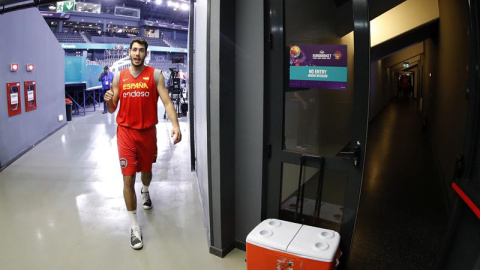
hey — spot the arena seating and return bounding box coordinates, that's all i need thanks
[54,32,86,43]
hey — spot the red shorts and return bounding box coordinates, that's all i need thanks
[117,125,157,175]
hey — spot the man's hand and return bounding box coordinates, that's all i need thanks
[171,126,182,145]
[104,90,114,102]
[301,101,308,110]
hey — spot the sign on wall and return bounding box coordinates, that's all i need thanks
[56,0,75,12]
[289,44,347,90]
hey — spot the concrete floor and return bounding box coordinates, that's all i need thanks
[0,105,246,270]
[348,99,449,269]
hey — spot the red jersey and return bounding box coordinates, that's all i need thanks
[117,67,159,129]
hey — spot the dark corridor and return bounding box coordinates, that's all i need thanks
[348,99,449,269]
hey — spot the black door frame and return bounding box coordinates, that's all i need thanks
[263,0,371,263]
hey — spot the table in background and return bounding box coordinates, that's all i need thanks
[65,83,102,116]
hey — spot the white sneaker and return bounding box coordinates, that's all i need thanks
[130,226,143,250]
[141,188,152,210]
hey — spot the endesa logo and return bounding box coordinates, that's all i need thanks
[122,82,150,98]
[123,91,150,98]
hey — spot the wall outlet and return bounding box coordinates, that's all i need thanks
[58,114,64,122]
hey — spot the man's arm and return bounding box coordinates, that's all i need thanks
[98,73,103,82]
[104,73,119,113]
[157,72,182,144]
[294,92,308,110]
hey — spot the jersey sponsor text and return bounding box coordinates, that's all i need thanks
[123,90,150,98]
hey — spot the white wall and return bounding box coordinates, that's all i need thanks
[193,0,211,243]
[371,0,439,46]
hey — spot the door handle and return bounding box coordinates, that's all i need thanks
[339,146,361,167]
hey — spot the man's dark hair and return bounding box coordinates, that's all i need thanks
[104,65,109,70]
[130,37,148,51]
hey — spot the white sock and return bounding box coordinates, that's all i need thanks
[128,210,138,228]
[142,185,149,193]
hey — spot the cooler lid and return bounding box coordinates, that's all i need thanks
[287,224,340,262]
[246,219,302,252]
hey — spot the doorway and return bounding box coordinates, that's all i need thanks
[264,0,370,264]
[264,0,475,268]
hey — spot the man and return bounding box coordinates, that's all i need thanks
[98,65,114,114]
[104,37,182,250]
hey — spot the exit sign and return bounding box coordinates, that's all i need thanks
[57,0,75,12]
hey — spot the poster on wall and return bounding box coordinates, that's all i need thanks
[6,82,22,117]
[289,44,347,90]
[24,81,37,112]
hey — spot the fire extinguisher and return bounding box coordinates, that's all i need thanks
[10,84,19,111]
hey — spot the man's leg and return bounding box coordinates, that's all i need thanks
[103,89,108,113]
[123,174,143,250]
[123,174,137,212]
[140,171,153,209]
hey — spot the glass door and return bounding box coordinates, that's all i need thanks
[264,0,370,264]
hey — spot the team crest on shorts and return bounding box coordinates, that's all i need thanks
[120,158,128,168]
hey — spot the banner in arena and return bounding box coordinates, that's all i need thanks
[40,11,71,19]
[289,44,347,90]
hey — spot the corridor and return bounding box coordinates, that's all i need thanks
[349,99,449,269]
[0,109,246,269]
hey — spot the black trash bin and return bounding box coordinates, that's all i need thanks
[65,99,73,121]
[181,103,188,117]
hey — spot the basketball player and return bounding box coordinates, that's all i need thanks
[104,37,182,250]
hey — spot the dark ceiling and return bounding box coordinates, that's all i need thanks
[1,0,190,23]
[87,0,190,24]
[2,0,406,23]
[365,0,407,20]
[331,0,407,20]
[0,0,31,5]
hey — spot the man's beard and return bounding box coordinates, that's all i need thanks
[130,56,145,67]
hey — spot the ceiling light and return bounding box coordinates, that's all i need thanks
[180,3,189,10]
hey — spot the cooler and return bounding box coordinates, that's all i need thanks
[246,219,341,270]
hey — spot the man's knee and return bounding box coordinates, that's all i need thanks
[123,174,136,187]
[141,171,152,180]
